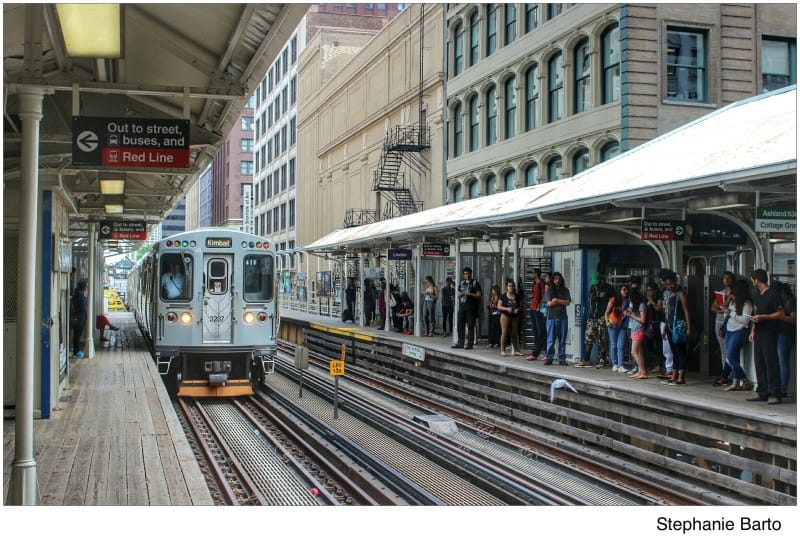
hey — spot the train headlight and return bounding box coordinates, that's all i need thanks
[180,312,193,324]
[166,312,177,323]
[243,311,256,324]
[257,312,268,323]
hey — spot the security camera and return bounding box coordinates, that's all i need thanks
[482,233,491,241]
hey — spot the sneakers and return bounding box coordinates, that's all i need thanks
[526,355,537,361]
[712,377,727,387]
[574,361,591,368]
[612,365,619,372]
[618,367,629,374]
[74,351,84,358]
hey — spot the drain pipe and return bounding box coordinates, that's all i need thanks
[535,213,668,269]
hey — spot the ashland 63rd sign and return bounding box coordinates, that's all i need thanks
[72,116,190,169]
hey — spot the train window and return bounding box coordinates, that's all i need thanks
[160,253,192,301]
[207,259,228,295]
[243,254,275,302]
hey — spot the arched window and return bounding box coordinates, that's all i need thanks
[602,24,620,104]
[452,183,462,203]
[504,76,516,138]
[453,22,464,76]
[486,4,497,56]
[485,84,497,146]
[468,95,479,151]
[504,4,517,45]
[485,174,497,195]
[574,38,590,113]
[468,180,479,199]
[572,148,589,175]
[547,156,562,181]
[601,141,620,162]
[548,52,564,122]
[503,169,516,191]
[525,64,539,131]
[452,102,463,157]
[469,12,480,66]
[524,163,538,186]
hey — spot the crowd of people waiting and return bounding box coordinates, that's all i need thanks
[346,264,795,405]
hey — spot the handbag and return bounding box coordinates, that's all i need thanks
[538,302,549,318]
[645,321,658,340]
[671,300,687,343]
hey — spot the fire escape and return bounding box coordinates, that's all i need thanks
[372,124,430,218]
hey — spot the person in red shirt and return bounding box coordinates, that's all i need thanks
[526,268,547,361]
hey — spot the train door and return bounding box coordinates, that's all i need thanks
[203,254,233,344]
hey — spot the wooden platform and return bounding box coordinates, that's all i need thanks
[3,313,213,506]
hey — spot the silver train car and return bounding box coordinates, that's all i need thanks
[127,228,277,397]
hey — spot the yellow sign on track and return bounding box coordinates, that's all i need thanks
[330,360,345,376]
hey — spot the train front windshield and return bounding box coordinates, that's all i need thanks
[160,253,193,301]
[243,254,275,302]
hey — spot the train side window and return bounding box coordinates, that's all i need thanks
[243,254,274,302]
[207,259,228,294]
[160,253,192,301]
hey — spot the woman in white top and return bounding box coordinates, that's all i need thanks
[722,279,754,391]
[422,276,438,336]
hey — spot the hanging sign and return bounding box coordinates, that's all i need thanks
[388,248,413,260]
[422,243,450,256]
[755,207,796,233]
[98,220,147,241]
[72,116,190,169]
[641,220,685,241]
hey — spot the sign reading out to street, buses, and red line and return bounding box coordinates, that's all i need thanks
[72,116,190,169]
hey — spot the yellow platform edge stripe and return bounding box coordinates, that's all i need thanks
[308,322,374,342]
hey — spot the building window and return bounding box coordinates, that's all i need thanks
[282,48,289,74]
[572,149,589,175]
[291,35,297,64]
[525,64,539,131]
[504,4,516,45]
[453,21,464,76]
[468,95,479,152]
[602,24,620,104]
[548,53,564,122]
[468,180,479,199]
[282,86,288,112]
[241,161,254,175]
[281,164,287,191]
[504,76,516,139]
[524,3,538,33]
[266,174,272,198]
[547,156,562,181]
[666,29,707,102]
[268,68,273,92]
[242,116,254,130]
[289,199,295,228]
[241,138,254,152]
[547,3,563,20]
[289,158,296,186]
[281,125,287,153]
[485,84,497,145]
[503,169,516,191]
[574,39,590,113]
[524,162,538,186]
[485,173,496,195]
[246,94,256,109]
[452,183,462,203]
[267,104,273,128]
[267,140,273,163]
[486,4,497,57]
[260,146,266,169]
[762,37,797,92]
[280,203,287,230]
[453,102,463,157]
[290,117,296,146]
[290,76,297,105]
[600,141,620,162]
[266,210,272,234]
[469,12,480,66]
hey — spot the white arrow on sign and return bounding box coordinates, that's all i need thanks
[77,130,99,152]
[675,225,685,237]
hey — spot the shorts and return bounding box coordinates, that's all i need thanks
[631,329,645,341]
[585,317,609,345]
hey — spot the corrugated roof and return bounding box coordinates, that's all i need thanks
[305,85,796,252]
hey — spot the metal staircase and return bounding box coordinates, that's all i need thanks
[372,124,430,217]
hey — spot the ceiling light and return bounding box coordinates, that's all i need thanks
[689,193,749,211]
[607,216,642,223]
[100,179,125,195]
[56,4,122,58]
[695,203,750,211]
[104,204,124,214]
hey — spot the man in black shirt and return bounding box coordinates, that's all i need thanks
[452,267,482,350]
[578,272,612,367]
[747,269,784,404]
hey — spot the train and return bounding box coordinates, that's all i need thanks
[127,228,278,397]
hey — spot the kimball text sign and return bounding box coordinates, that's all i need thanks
[72,116,190,169]
[755,207,796,233]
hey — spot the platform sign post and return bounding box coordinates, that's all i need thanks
[330,343,346,418]
[295,346,309,398]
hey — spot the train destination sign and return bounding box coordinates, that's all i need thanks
[98,220,147,241]
[640,220,685,241]
[72,116,190,169]
[755,207,796,233]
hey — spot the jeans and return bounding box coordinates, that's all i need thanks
[753,331,781,399]
[724,328,748,382]
[423,299,436,334]
[442,305,454,334]
[546,317,568,362]
[660,321,674,372]
[530,309,546,356]
[777,332,795,393]
[607,324,626,368]
[457,306,476,346]
[714,318,727,369]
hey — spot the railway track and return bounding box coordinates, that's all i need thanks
[275,339,707,505]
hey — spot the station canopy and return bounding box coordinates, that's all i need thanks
[3,3,308,248]
[305,86,796,254]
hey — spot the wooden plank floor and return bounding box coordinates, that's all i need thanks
[3,314,213,506]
